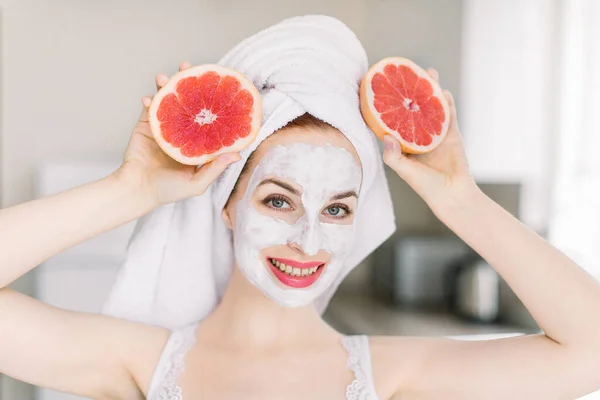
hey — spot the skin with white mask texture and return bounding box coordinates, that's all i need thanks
[233,142,361,307]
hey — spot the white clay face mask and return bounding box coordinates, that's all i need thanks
[233,142,362,307]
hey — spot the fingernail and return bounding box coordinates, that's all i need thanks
[384,135,399,153]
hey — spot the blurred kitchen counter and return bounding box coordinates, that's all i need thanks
[324,290,539,337]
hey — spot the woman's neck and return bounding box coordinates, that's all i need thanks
[200,267,339,348]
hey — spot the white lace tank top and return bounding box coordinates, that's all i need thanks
[147,322,380,399]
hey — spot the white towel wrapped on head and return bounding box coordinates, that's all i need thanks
[101,15,396,330]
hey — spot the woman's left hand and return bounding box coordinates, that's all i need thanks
[115,61,240,207]
[382,69,479,213]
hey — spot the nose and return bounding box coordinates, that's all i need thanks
[297,217,324,256]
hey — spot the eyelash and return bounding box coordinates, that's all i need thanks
[262,196,353,219]
[325,203,353,219]
[263,195,294,212]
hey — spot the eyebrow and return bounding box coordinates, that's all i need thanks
[331,190,358,200]
[257,178,300,195]
[257,178,358,200]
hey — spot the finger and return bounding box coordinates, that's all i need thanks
[382,136,427,185]
[192,153,241,192]
[443,90,459,129]
[139,96,152,122]
[427,68,440,83]
[444,89,454,108]
[179,61,192,71]
[155,74,169,92]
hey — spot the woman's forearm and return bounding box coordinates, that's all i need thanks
[0,173,155,288]
[434,186,600,349]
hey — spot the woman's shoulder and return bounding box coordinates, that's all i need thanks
[367,335,450,398]
[105,317,175,398]
[144,320,202,398]
[369,334,454,371]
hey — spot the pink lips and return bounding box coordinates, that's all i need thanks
[266,257,325,289]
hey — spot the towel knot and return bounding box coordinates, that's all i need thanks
[219,15,368,105]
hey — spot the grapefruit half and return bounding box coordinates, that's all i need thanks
[360,57,450,154]
[149,64,262,165]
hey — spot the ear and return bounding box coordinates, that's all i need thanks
[222,206,233,230]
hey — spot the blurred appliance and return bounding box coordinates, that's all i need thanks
[371,235,470,308]
[445,254,500,323]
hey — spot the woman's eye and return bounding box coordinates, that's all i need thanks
[324,205,347,217]
[268,198,291,209]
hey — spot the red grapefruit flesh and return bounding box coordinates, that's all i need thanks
[149,64,262,165]
[360,57,449,154]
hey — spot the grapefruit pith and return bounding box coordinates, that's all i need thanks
[360,57,449,154]
[149,64,262,165]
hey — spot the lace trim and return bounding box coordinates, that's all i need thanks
[152,329,372,399]
[342,335,375,400]
[156,323,198,400]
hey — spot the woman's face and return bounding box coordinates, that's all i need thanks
[223,124,362,307]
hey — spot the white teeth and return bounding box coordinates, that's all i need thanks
[269,259,322,277]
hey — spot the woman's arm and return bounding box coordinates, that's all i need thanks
[437,185,600,351]
[0,63,240,398]
[0,173,153,288]
[0,172,161,399]
[383,70,600,399]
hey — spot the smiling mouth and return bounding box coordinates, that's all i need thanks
[266,257,326,289]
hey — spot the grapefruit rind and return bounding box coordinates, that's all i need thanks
[149,64,262,165]
[360,57,450,154]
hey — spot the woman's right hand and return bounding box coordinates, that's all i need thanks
[382,69,478,214]
[114,61,241,207]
